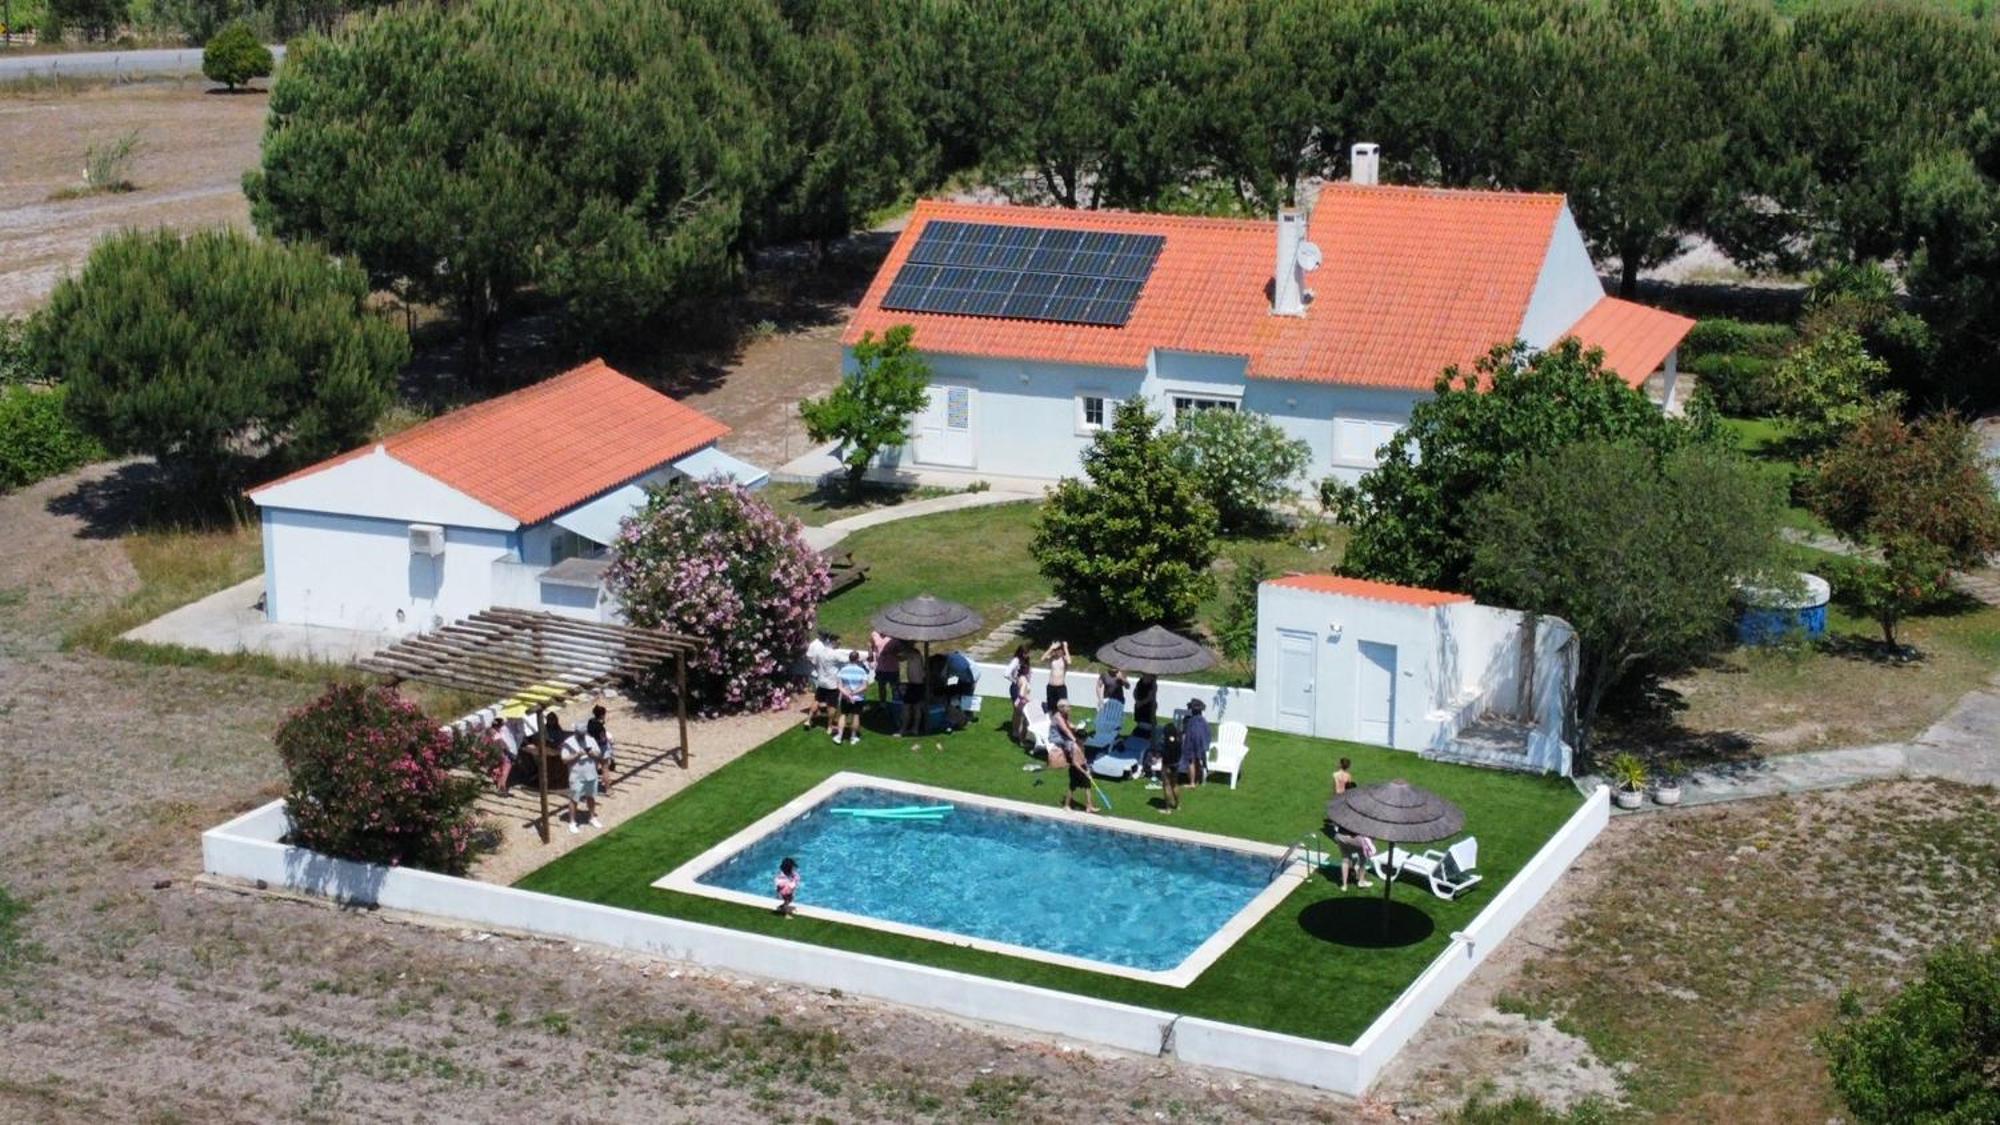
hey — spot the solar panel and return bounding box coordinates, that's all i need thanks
[881,221,1164,327]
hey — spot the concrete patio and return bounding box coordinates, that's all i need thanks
[122,574,395,665]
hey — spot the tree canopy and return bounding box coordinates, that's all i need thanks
[1469,440,1788,754]
[1032,397,1218,627]
[30,227,406,496]
[202,20,273,91]
[1819,940,2000,1125]
[1331,340,1713,593]
[1805,411,2000,648]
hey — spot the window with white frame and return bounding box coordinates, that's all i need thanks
[1334,416,1405,467]
[1076,393,1107,433]
[1171,394,1238,418]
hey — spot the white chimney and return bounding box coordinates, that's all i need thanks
[1351,142,1380,186]
[1273,209,1306,316]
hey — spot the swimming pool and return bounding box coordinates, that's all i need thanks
[655,773,1304,987]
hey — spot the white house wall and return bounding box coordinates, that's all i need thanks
[263,508,514,633]
[248,448,516,530]
[856,346,1424,489]
[1517,205,1606,350]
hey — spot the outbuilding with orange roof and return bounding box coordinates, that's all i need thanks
[246,360,764,635]
[836,144,1692,490]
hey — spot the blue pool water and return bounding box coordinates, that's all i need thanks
[695,786,1274,972]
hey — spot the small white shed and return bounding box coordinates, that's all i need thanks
[247,360,765,636]
[1254,574,1577,773]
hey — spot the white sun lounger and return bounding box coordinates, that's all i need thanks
[1372,837,1482,900]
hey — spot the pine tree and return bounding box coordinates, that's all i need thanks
[30,227,406,498]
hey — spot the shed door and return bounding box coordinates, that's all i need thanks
[1357,640,1397,747]
[912,383,976,468]
[1276,629,1315,734]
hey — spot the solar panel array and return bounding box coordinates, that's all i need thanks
[880,221,1166,327]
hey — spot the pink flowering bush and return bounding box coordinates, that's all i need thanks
[275,683,496,875]
[608,480,831,713]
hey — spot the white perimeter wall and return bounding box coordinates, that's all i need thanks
[202,787,1608,1096]
[263,508,513,634]
[845,348,1424,491]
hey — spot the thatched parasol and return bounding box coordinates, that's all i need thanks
[1094,625,1216,676]
[1325,779,1466,927]
[870,596,984,735]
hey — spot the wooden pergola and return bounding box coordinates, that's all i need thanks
[359,608,698,843]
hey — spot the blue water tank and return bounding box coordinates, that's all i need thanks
[1736,572,1831,646]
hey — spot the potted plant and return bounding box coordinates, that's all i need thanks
[1608,752,1647,810]
[1653,763,1684,807]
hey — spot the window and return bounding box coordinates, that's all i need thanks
[1077,394,1107,433]
[1172,394,1238,418]
[548,529,600,566]
[1334,416,1405,467]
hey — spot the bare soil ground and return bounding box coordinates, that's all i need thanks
[0,80,265,314]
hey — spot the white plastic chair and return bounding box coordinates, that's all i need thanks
[1372,837,1482,900]
[1207,720,1250,789]
[1023,709,1052,752]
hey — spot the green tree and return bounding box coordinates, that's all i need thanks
[1905,107,2000,409]
[1032,397,1218,627]
[1819,941,2000,1125]
[1331,339,1711,593]
[0,386,103,492]
[202,19,272,90]
[1213,553,1271,663]
[1769,325,1899,452]
[47,0,127,40]
[29,227,406,496]
[798,325,931,498]
[1771,3,2000,266]
[1805,411,2000,649]
[1518,0,1782,297]
[1194,0,1365,212]
[1470,440,1788,755]
[247,0,763,380]
[1171,406,1310,534]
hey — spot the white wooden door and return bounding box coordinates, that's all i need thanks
[1357,640,1397,747]
[1276,629,1315,734]
[912,383,976,467]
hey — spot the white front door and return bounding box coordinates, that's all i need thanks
[1276,629,1316,734]
[1357,640,1397,747]
[911,383,976,468]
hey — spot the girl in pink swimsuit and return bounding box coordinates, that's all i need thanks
[774,857,800,917]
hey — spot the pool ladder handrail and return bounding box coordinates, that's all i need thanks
[1273,832,1325,881]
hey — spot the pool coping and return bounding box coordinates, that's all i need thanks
[652,772,1306,989]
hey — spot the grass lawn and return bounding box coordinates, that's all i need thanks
[1719,415,1828,536]
[762,481,963,528]
[516,710,1582,1046]
[812,500,1048,641]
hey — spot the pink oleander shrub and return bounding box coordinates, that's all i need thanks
[274,682,496,875]
[608,479,831,713]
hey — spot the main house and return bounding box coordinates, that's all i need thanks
[843,145,1695,486]
[247,360,765,634]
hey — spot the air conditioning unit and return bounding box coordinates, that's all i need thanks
[408,523,445,557]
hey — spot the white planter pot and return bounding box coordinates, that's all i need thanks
[1613,788,1644,810]
[1653,784,1682,807]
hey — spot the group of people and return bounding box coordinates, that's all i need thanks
[1005,641,1211,816]
[484,703,619,835]
[805,630,980,742]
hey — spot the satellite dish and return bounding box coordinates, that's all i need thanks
[1296,241,1323,272]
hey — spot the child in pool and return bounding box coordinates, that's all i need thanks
[774,857,800,917]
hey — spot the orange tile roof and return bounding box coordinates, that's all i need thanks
[1562,297,1697,387]
[844,186,1572,391]
[253,360,729,525]
[1266,573,1473,608]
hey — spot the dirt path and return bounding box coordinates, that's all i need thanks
[0,83,266,314]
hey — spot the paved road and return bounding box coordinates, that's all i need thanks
[0,44,284,81]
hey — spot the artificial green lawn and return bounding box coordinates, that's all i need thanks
[516,709,1583,1045]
